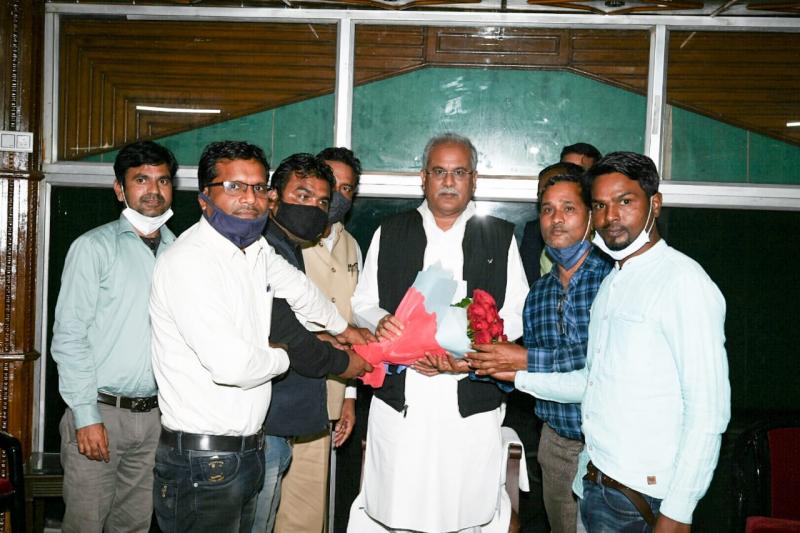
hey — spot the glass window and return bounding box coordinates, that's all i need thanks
[352,26,650,177]
[58,17,338,167]
[666,31,800,184]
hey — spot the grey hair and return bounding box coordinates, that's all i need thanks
[421,133,478,170]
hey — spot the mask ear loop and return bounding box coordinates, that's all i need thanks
[581,216,592,243]
[119,183,131,209]
[643,196,656,236]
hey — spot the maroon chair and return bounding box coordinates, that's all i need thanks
[735,418,800,533]
[0,430,26,532]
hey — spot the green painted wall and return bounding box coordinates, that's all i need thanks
[351,68,647,174]
[84,66,800,184]
[670,107,800,183]
[84,95,335,167]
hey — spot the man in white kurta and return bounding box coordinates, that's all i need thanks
[347,134,528,532]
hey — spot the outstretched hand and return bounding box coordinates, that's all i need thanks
[466,342,527,376]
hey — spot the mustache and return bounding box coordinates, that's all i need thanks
[437,187,460,197]
[139,193,165,204]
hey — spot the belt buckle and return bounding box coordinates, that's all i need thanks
[130,398,152,413]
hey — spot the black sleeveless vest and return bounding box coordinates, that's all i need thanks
[375,209,514,417]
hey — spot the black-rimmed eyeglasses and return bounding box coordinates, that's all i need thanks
[206,180,270,198]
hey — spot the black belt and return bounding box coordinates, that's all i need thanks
[97,392,158,412]
[160,427,264,453]
[584,461,658,527]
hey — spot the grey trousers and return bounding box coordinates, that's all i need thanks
[538,423,584,533]
[60,403,161,533]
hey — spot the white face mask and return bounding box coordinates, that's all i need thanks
[592,197,654,262]
[120,185,173,236]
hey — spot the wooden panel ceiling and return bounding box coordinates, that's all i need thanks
[59,18,339,159]
[58,19,800,160]
[668,31,800,145]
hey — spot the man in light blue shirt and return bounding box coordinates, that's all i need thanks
[52,141,178,533]
[478,152,730,532]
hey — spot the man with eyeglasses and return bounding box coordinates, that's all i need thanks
[252,153,373,532]
[52,141,177,533]
[149,141,371,532]
[468,174,612,533]
[348,133,528,532]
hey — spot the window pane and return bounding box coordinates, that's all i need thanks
[352,26,650,176]
[59,17,337,166]
[667,31,800,184]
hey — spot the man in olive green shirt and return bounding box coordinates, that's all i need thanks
[51,141,178,533]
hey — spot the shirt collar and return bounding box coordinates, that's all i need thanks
[197,215,267,259]
[321,222,341,249]
[614,238,667,271]
[417,200,476,231]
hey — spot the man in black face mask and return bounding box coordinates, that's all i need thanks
[252,152,373,532]
[271,148,364,532]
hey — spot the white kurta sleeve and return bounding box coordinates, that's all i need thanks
[350,228,390,332]
[267,244,348,334]
[499,236,529,342]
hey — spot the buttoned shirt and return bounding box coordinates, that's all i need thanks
[524,247,611,440]
[150,217,348,436]
[51,214,176,429]
[515,240,730,523]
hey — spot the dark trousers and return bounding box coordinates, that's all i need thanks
[580,478,662,533]
[153,440,265,533]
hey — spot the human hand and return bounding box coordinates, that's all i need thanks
[375,314,404,341]
[333,398,356,447]
[411,356,440,376]
[338,350,374,379]
[336,326,377,346]
[654,514,690,533]
[416,352,470,375]
[466,342,527,376]
[317,332,346,350]
[76,423,110,462]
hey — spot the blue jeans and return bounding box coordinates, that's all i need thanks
[153,440,265,533]
[251,436,293,533]
[580,477,662,533]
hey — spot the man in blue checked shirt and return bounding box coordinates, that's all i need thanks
[468,172,611,533]
[473,153,730,533]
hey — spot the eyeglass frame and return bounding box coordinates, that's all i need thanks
[424,167,476,181]
[205,180,270,198]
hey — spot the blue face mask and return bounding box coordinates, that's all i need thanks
[544,218,592,270]
[545,240,592,270]
[199,192,268,249]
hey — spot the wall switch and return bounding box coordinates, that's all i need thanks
[0,131,34,153]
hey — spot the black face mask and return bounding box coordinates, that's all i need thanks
[327,192,352,225]
[273,203,329,243]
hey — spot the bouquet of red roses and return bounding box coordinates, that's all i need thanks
[456,288,508,345]
[354,264,506,387]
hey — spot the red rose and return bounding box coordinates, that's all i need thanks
[467,304,486,321]
[484,306,499,324]
[500,334,508,342]
[472,319,489,332]
[488,321,503,338]
[472,289,496,308]
[474,329,493,344]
